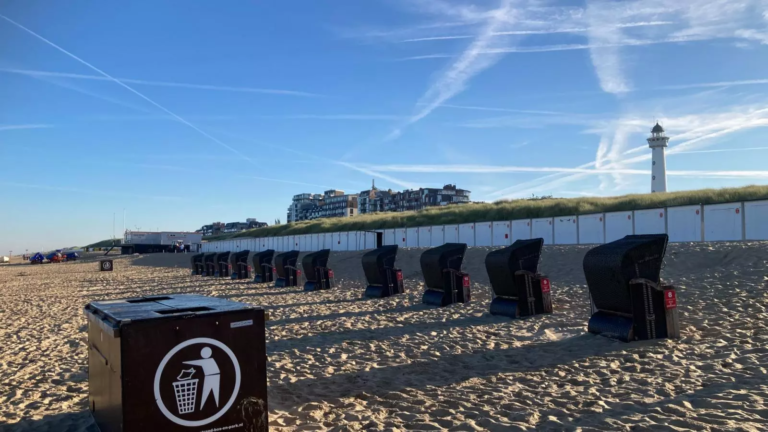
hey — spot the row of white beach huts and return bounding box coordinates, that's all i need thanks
[201,200,768,253]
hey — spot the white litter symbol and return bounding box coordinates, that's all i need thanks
[173,368,198,414]
[154,338,241,427]
[183,347,221,411]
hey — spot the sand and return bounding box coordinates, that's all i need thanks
[1,243,767,431]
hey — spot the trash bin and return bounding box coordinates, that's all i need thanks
[419,243,470,306]
[301,249,334,292]
[583,234,679,342]
[100,259,114,272]
[85,294,268,431]
[273,250,300,288]
[190,253,205,276]
[485,239,552,318]
[228,250,250,280]
[214,252,231,278]
[250,250,275,283]
[202,253,217,277]
[362,245,403,298]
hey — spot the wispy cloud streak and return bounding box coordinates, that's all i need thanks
[0,124,52,132]
[0,181,188,201]
[383,0,515,142]
[400,21,674,42]
[0,68,324,98]
[352,163,768,178]
[0,14,258,166]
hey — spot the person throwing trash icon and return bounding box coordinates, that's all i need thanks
[183,347,220,411]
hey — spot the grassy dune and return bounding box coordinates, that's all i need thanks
[202,185,768,241]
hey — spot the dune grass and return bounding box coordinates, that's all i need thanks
[85,239,120,248]
[200,185,768,241]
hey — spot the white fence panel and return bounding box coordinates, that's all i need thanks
[298,235,307,251]
[384,229,396,246]
[444,225,459,243]
[342,232,351,251]
[511,220,531,242]
[578,214,604,244]
[364,232,376,249]
[704,203,743,241]
[396,228,407,248]
[605,211,633,243]
[418,227,432,248]
[459,223,475,246]
[406,227,419,248]
[492,221,511,246]
[745,200,768,240]
[324,233,334,250]
[332,233,343,251]
[474,222,492,247]
[348,232,360,251]
[532,218,554,245]
[667,205,702,242]
[554,216,577,245]
[430,226,444,247]
[634,208,666,235]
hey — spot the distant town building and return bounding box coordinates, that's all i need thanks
[358,182,470,214]
[198,219,267,236]
[122,230,203,254]
[286,190,359,223]
[199,222,226,236]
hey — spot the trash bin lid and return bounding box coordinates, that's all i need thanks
[85,294,261,337]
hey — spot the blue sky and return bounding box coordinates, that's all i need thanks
[2,0,768,253]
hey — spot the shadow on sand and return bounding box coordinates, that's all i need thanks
[267,303,430,326]
[269,333,625,411]
[4,410,97,432]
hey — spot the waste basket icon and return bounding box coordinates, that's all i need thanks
[172,369,198,415]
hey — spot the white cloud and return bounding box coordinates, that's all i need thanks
[586,0,631,94]
[673,146,768,154]
[392,0,768,97]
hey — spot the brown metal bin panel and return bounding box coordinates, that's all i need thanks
[121,309,268,431]
[87,313,123,432]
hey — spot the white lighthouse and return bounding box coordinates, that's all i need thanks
[647,122,669,193]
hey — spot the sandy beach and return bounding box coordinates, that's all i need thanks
[1,243,767,431]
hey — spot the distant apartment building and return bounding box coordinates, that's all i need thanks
[286,190,359,223]
[358,183,470,215]
[200,222,226,236]
[198,219,267,236]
